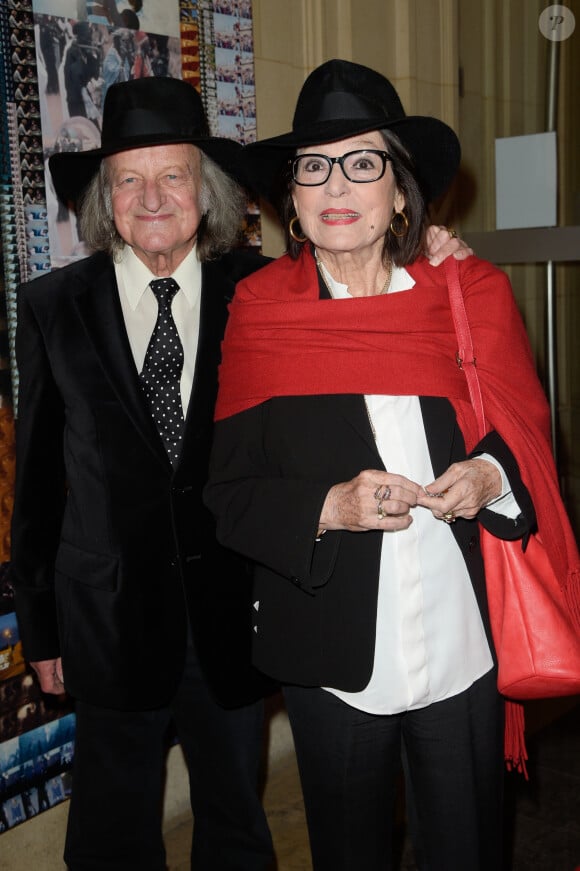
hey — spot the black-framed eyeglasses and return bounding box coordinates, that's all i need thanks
[291,150,392,186]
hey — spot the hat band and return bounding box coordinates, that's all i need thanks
[102,107,208,148]
[295,90,393,127]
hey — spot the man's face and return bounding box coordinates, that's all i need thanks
[108,143,204,272]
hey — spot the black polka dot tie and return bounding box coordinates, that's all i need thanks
[140,278,185,467]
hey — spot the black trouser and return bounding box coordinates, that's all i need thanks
[64,637,274,871]
[284,668,503,871]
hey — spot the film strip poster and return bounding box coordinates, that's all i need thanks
[0,0,260,831]
[191,0,260,246]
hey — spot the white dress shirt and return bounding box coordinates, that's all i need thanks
[114,244,202,416]
[318,263,517,715]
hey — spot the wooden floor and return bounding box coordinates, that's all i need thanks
[165,745,311,871]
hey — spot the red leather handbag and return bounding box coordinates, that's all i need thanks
[445,258,580,701]
[481,529,580,698]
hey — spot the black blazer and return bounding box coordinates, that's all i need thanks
[10,247,275,711]
[205,392,535,692]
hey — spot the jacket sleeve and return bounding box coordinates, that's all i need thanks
[204,401,340,594]
[471,429,536,542]
[10,286,66,661]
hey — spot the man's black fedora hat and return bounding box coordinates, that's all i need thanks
[49,77,243,204]
[243,59,461,203]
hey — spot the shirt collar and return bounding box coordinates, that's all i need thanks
[320,263,415,299]
[116,244,202,309]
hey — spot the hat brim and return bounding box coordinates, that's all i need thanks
[243,115,460,203]
[49,134,244,205]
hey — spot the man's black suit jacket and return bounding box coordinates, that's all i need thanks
[10,247,275,711]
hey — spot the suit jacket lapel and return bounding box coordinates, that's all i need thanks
[178,260,232,476]
[189,260,230,424]
[72,253,168,466]
[420,395,459,476]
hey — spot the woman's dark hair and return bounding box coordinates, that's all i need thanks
[279,129,428,266]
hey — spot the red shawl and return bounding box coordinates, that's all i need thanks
[216,246,579,594]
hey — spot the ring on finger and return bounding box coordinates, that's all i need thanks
[443,510,455,523]
[376,485,391,517]
[375,486,391,503]
[447,227,458,239]
[374,485,391,502]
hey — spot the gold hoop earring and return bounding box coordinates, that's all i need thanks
[389,210,409,238]
[289,215,307,243]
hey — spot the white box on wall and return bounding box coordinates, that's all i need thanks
[495,131,557,229]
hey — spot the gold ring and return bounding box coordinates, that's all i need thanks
[443,510,455,523]
[448,228,458,239]
[376,484,392,519]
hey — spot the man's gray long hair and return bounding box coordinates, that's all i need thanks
[78,149,247,261]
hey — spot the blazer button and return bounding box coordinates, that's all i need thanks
[172,485,193,496]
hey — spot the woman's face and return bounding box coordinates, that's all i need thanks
[291,131,405,259]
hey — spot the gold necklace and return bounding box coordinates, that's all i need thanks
[314,250,393,298]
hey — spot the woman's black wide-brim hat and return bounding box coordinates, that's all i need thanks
[49,77,244,204]
[244,59,461,203]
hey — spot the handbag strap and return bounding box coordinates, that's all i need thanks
[444,258,486,440]
[445,258,529,778]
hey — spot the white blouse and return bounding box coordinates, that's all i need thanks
[320,264,497,714]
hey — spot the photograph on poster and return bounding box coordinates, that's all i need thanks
[211,0,252,17]
[32,0,182,37]
[215,44,253,84]
[0,612,25,684]
[0,673,39,723]
[0,713,75,830]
